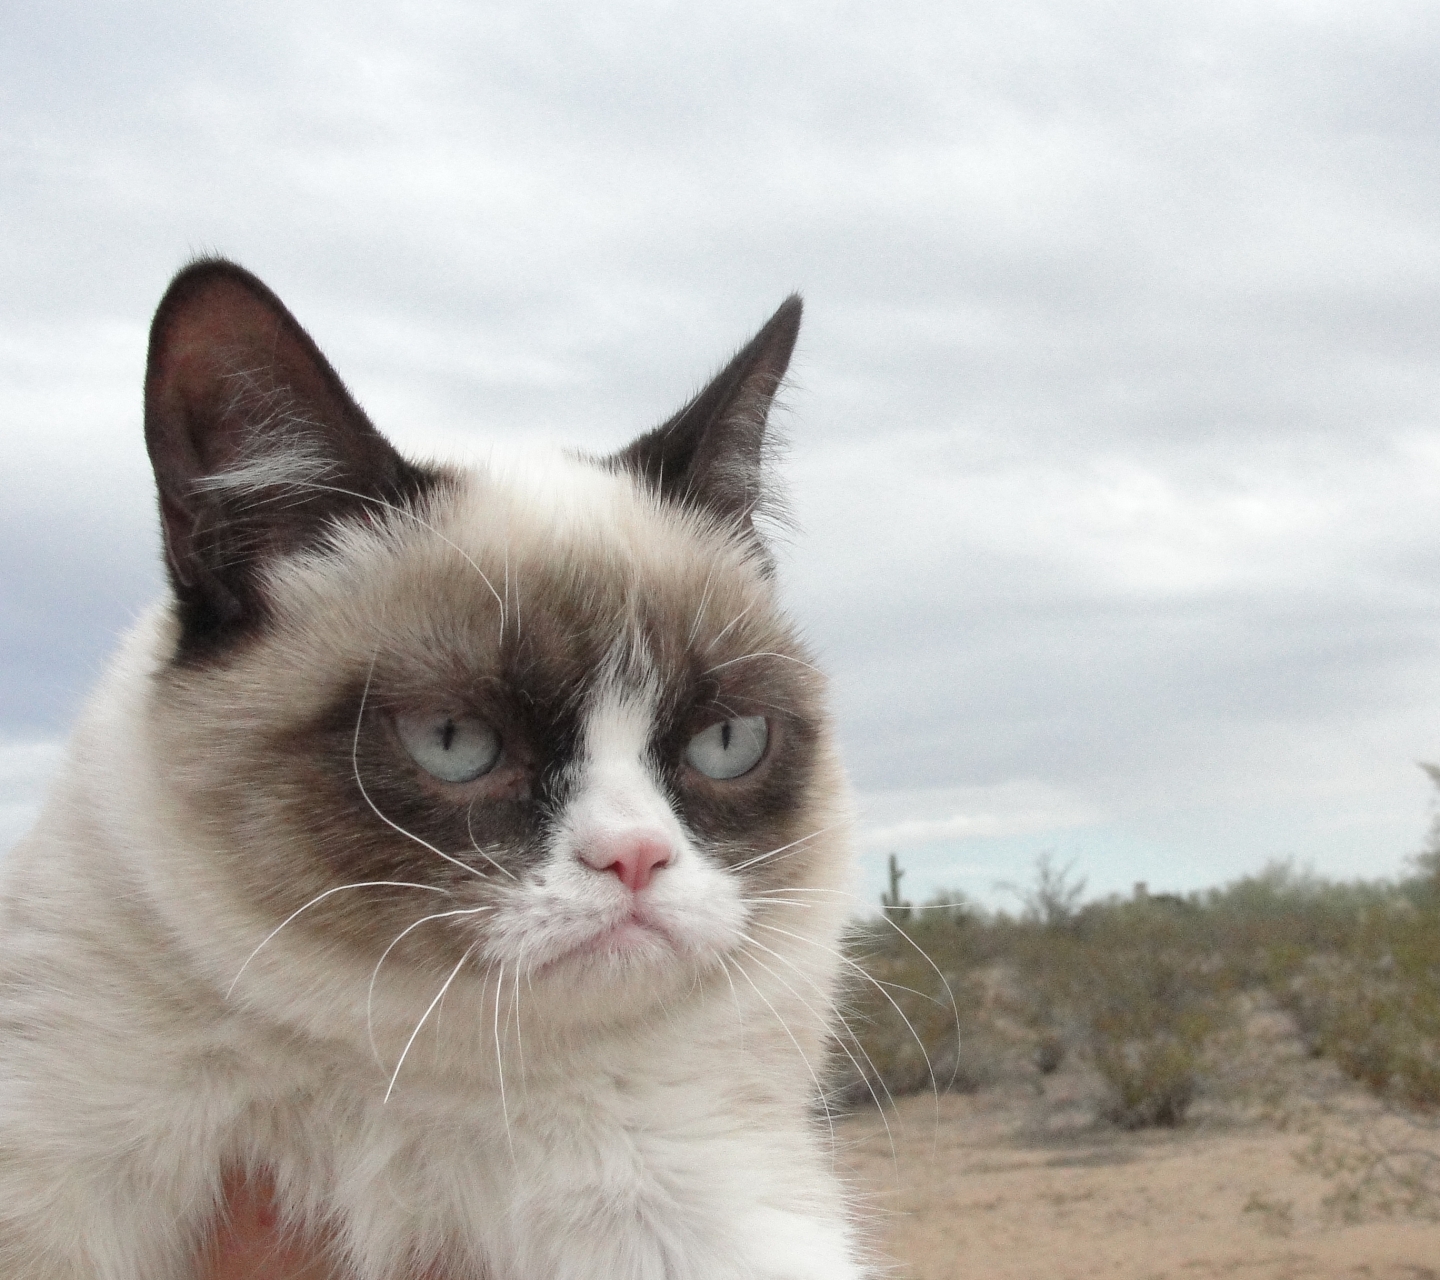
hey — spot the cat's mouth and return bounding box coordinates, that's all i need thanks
[582,910,674,957]
[540,907,680,974]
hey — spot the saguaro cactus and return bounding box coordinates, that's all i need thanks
[881,852,911,923]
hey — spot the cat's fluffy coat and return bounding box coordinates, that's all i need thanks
[0,262,864,1279]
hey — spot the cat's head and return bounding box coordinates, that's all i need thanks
[140,260,851,1032]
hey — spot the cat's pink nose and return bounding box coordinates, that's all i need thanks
[579,832,672,893]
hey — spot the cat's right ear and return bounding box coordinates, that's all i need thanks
[614,296,802,556]
[144,259,431,658]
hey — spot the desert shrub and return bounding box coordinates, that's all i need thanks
[1240,803,1440,1110]
[1200,861,1391,990]
[1283,902,1440,1112]
[1091,1032,1201,1127]
[1065,899,1230,1127]
[1174,858,1440,1108]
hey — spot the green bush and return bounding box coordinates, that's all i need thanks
[1057,897,1229,1128]
[1091,1032,1201,1128]
[1282,904,1440,1111]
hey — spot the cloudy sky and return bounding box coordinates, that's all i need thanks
[7,0,1440,909]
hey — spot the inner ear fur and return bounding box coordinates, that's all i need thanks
[614,295,802,546]
[144,257,433,658]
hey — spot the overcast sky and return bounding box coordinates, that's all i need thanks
[7,0,1440,909]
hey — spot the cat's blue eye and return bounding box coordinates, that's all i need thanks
[395,711,500,783]
[684,716,768,780]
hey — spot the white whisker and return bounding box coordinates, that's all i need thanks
[281,477,508,638]
[755,919,951,1130]
[715,955,747,1053]
[510,964,526,1098]
[754,884,984,913]
[384,944,476,1104]
[226,880,450,999]
[366,906,494,1066]
[724,953,837,1158]
[493,962,515,1159]
[736,933,898,1166]
[752,886,854,895]
[703,651,822,676]
[502,539,510,642]
[874,910,967,1103]
[704,598,756,653]
[464,802,518,881]
[687,570,714,648]
[738,895,817,910]
[731,824,837,874]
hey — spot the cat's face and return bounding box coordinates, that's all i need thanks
[140,262,850,1027]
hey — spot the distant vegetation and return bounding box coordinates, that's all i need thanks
[836,793,1440,1134]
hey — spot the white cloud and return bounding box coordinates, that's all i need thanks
[857,783,1099,852]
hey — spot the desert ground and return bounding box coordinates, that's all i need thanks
[836,1011,1440,1279]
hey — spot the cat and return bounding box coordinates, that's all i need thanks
[0,260,865,1279]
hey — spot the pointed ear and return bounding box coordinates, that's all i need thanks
[144,258,434,657]
[613,295,802,546]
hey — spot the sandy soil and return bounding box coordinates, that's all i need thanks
[836,1056,1439,1279]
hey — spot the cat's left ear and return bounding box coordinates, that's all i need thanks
[614,295,802,547]
[144,258,432,657]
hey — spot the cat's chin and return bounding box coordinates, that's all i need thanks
[502,910,740,1027]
